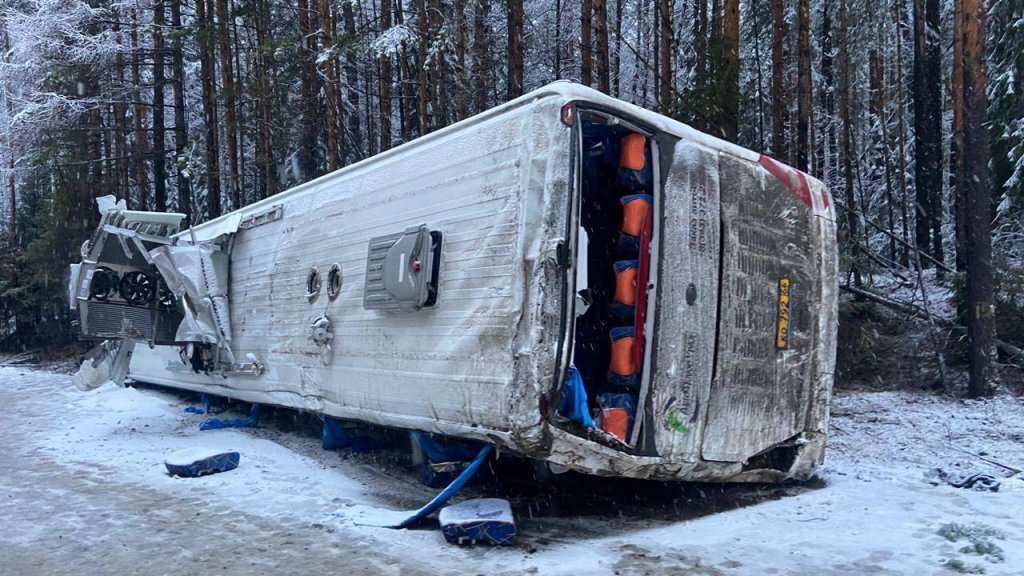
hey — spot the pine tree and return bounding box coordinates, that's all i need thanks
[912,0,944,267]
[960,0,995,397]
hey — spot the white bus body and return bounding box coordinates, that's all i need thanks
[71,83,838,482]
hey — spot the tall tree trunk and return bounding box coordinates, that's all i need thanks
[379,0,393,151]
[130,9,149,210]
[196,0,221,219]
[951,0,966,274]
[169,0,192,221]
[653,0,660,103]
[253,0,276,199]
[110,12,130,203]
[455,0,469,120]
[869,48,883,118]
[296,0,319,179]
[360,2,376,155]
[659,0,674,114]
[342,1,363,158]
[796,0,811,169]
[507,0,524,99]
[711,0,722,39]
[581,0,593,86]
[878,20,898,262]
[365,46,377,156]
[319,0,340,169]
[81,104,104,245]
[925,0,943,268]
[868,0,896,261]
[912,0,943,267]
[416,0,429,133]
[554,0,563,79]
[770,0,786,159]
[215,0,239,208]
[471,0,493,113]
[594,0,610,93]
[695,0,708,104]
[722,0,740,141]
[1,28,13,241]
[961,0,994,397]
[333,1,344,158]
[232,5,246,200]
[894,1,911,266]
[752,1,767,152]
[838,0,861,286]
[429,0,447,127]
[613,0,622,96]
[4,94,14,241]
[395,0,415,140]
[5,146,13,242]
[816,0,834,182]
[869,13,887,236]
[152,0,167,212]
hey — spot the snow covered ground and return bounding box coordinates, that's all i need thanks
[1,366,1022,575]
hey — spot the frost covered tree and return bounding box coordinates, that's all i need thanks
[988,0,1023,254]
[0,0,125,345]
[959,0,995,397]
[913,0,944,267]
[0,0,1020,393]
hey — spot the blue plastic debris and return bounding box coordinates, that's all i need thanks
[393,444,493,529]
[321,416,379,452]
[164,447,240,478]
[200,403,260,431]
[184,393,211,414]
[557,365,595,427]
[411,432,481,463]
[409,430,485,483]
[439,498,516,546]
[411,432,483,488]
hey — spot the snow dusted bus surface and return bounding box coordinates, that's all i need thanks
[71,82,838,482]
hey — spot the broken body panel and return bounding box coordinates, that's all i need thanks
[70,83,838,482]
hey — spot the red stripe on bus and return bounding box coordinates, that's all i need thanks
[758,155,813,209]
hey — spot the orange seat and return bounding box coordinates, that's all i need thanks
[619,134,647,171]
[609,327,635,377]
[621,194,652,237]
[614,260,638,307]
[601,408,630,442]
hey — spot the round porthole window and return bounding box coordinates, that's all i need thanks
[327,263,343,301]
[306,267,321,303]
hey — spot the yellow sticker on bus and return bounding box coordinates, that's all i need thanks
[776,278,791,350]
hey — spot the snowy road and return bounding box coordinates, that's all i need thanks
[1,366,1023,575]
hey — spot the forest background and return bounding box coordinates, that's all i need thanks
[0,0,1020,395]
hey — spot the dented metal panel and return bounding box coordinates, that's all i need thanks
[650,142,721,463]
[700,154,819,462]
[109,82,837,482]
[149,243,232,347]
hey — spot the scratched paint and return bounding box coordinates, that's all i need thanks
[120,83,837,482]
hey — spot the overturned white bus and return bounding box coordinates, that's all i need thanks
[69,82,838,482]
